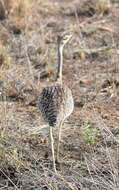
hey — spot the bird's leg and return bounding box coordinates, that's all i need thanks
[56,121,63,163]
[49,126,57,173]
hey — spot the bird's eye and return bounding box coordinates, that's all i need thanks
[63,36,69,41]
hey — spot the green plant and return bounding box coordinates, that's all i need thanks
[0,127,30,171]
[82,117,98,144]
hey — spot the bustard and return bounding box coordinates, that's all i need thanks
[38,34,74,173]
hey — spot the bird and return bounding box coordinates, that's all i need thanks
[38,33,74,173]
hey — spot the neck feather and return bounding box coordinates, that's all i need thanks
[56,44,63,83]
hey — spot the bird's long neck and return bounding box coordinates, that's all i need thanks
[56,43,63,83]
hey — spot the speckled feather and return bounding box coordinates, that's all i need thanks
[39,83,74,127]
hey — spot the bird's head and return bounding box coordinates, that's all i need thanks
[57,33,72,48]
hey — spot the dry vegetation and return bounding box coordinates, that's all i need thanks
[0,0,119,189]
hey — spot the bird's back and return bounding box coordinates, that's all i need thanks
[39,83,74,127]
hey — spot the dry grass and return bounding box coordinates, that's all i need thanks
[96,0,111,15]
[0,0,31,18]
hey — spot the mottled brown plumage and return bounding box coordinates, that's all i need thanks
[38,34,74,173]
[39,83,73,127]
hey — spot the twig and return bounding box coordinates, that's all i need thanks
[0,168,20,190]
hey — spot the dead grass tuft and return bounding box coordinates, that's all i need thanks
[96,0,112,15]
[0,0,32,18]
[0,43,11,82]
